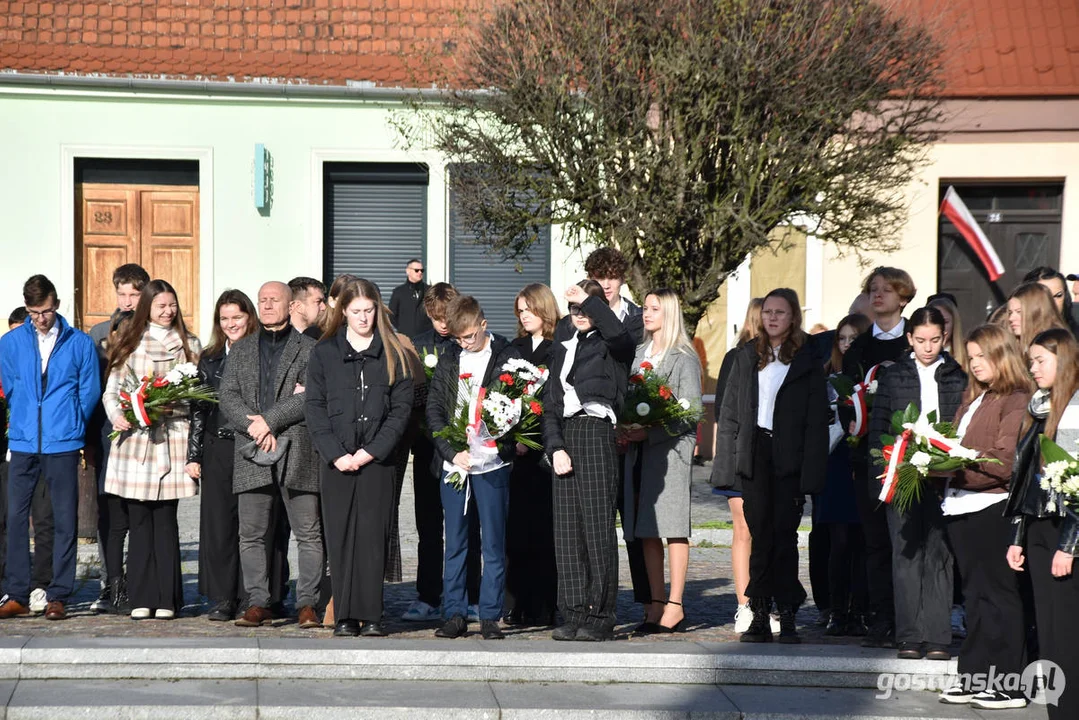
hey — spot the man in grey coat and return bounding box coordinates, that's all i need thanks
[219,281,323,629]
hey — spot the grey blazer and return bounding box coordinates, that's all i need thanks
[218,328,320,494]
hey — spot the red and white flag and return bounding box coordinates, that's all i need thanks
[939,186,1005,282]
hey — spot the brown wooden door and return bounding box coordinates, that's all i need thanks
[76,183,200,333]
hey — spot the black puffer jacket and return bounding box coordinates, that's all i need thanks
[187,348,229,464]
[304,328,414,466]
[426,333,522,465]
[868,352,967,491]
[542,295,634,457]
[715,341,830,493]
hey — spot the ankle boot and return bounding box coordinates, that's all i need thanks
[825,611,848,636]
[110,576,131,615]
[776,604,800,644]
[739,597,773,643]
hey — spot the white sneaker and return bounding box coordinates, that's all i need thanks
[401,600,440,622]
[734,603,753,633]
[467,604,480,622]
[969,690,1027,710]
[939,685,975,704]
[155,609,175,619]
[130,607,152,620]
[28,588,47,614]
[769,612,781,635]
[950,604,967,640]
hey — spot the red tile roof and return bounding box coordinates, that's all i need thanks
[0,0,1076,96]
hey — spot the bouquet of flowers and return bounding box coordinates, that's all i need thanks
[1039,435,1079,513]
[109,362,217,440]
[830,364,881,447]
[872,402,1001,513]
[619,361,701,435]
[433,360,549,491]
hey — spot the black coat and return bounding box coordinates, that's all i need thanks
[304,328,414,466]
[868,352,967,473]
[554,297,644,346]
[389,281,432,338]
[425,333,522,464]
[187,348,229,464]
[709,344,743,490]
[510,335,552,370]
[715,342,830,494]
[543,295,635,456]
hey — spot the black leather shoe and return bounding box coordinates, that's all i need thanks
[333,619,360,637]
[551,622,579,641]
[360,621,387,637]
[824,612,848,636]
[897,642,925,659]
[503,610,525,627]
[435,615,468,639]
[207,600,237,622]
[480,619,505,640]
[574,625,612,642]
[862,618,895,648]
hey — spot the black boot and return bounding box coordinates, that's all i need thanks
[824,611,848,636]
[776,604,801,644]
[110,576,131,615]
[739,597,773,643]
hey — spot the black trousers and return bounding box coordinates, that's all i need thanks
[0,460,53,591]
[198,434,242,603]
[809,501,831,611]
[1028,517,1079,719]
[101,494,129,583]
[945,505,1026,683]
[853,457,894,622]
[617,453,650,604]
[885,495,952,646]
[743,430,807,607]
[553,416,619,630]
[505,450,557,620]
[412,434,480,608]
[321,462,394,623]
[827,522,868,616]
[126,499,183,611]
[269,490,291,607]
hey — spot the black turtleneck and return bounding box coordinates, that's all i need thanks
[258,323,292,411]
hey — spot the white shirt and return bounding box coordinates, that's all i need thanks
[756,348,790,431]
[942,392,1008,516]
[612,297,629,323]
[915,353,943,422]
[560,332,616,424]
[37,323,59,374]
[457,333,507,476]
[872,319,906,340]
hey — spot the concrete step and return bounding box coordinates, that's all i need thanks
[0,679,1048,719]
[0,636,963,688]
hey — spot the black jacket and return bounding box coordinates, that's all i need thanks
[554,296,644,346]
[1004,418,1079,555]
[425,333,522,464]
[868,353,967,480]
[187,347,229,464]
[715,342,830,494]
[709,344,743,490]
[840,324,910,458]
[389,281,432,338]
[510,335,552,370]
[304,328,414,466]
[542,295,635,457]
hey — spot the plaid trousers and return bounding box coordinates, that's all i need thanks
[553,416,619,630]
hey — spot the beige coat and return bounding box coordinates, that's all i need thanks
[103,327,202,501]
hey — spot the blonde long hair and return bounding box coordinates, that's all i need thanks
[737,298,764,346]
[642,288,696,365]
[963,324,1033,402]
[321,278,412,384]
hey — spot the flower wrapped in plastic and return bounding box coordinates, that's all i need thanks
[109,362,217,440]
[1038,435,1079,513]
[871,402,1000,513]
[618,361,701,435]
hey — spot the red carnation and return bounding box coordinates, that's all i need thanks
[659,385,673,400]
[499,373,514,385]
[630,374,644,384]
[882,445,893,463]
[639,361,654,371]
[459,373,473,380]
[152,377,169,389]
[529,401,543,416]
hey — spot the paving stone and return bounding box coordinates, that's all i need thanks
[492,682,741,719]
[256,679,499,719]
[5,679,257,719]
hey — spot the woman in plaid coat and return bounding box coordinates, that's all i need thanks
[103,279,201,620]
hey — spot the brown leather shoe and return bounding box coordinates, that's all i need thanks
[234,605,274,627]
[297,605,321,629]
[44,601,67,621]
[0,599,31,619]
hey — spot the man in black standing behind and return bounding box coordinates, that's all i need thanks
[389,259,432,338]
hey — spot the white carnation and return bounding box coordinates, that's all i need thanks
[174,362,198,378]
[678,398,691,410]
[909,451,932,470]
[424,354,438,368]
[163,369,183,385]
[636,402,651,417]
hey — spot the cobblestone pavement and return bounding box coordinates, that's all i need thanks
[0,461,864,646]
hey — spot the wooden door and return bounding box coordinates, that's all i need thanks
[76,184,200,333]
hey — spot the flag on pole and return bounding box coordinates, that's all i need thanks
[939,186,1005,282]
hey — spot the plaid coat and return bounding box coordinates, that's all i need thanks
[103,328,202,501]
[218,327,319,494]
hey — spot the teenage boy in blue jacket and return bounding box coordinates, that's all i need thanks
[0,275,99,620]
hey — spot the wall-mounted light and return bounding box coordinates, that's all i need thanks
[254,143,273,210]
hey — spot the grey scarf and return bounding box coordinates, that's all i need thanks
[1029,389,1051,420]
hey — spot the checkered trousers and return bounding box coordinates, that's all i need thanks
[553,416,620,630]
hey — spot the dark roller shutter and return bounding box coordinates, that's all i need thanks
[448,182,551,338]
[324,162,428,298]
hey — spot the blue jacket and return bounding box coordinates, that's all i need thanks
[0,315,100,454]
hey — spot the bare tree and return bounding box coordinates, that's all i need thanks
[398,0,945,329]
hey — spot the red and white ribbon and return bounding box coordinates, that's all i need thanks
[848,364,881,437]
[878,428,912,504]
[120,376,153,428]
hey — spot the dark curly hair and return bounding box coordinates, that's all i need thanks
[584,247,629,281]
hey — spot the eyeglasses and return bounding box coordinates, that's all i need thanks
[567,303,584,317]
[409,267,425,273]
[454,330,481,344]
[26,307,57,319]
